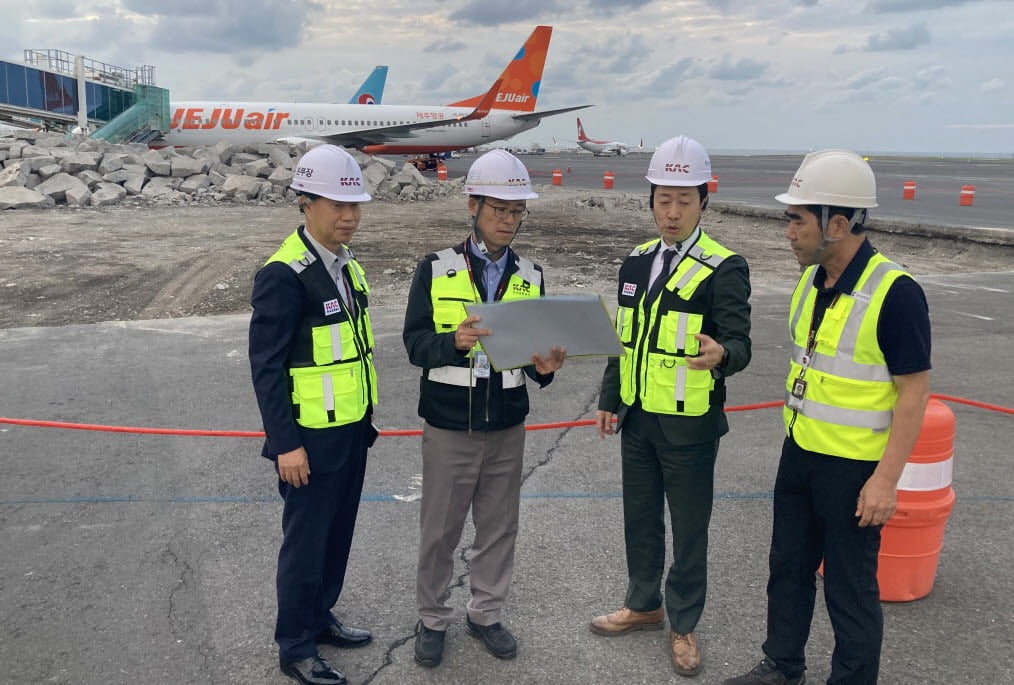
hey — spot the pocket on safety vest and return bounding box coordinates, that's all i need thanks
[311,324,358,365]
[656,311,703,357]
[615,306,635,345]
[433,299,468,332]
[642,354,713,416]
[290,365,361,427]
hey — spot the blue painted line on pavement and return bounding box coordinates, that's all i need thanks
[2,491,1012,506]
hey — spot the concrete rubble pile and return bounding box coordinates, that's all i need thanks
[0,131,463,210]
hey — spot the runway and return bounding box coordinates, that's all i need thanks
[438,152,1014,231]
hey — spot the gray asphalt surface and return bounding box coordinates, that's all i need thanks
[438,153,1014,231]
[1,272,1012,684]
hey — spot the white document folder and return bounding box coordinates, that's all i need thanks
[465,295,624,371]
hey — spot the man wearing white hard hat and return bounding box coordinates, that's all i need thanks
[724,151,931,685]
[403,149,566,668]
[592,136,753,678]
[250,144,378,685]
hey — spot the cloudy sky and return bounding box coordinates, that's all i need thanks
[5,0,1013,154]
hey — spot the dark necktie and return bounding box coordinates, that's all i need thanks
[645,246,678,303]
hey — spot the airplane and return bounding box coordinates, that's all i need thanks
[156,26,589,155]
[349,66,387,105]
[575,117,628,156]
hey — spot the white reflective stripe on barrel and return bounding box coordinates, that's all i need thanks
[897,457,953,491]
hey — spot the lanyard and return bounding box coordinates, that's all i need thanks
[461,240,509,302]
[799,290,840,376]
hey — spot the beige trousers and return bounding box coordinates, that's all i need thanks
[416,422,525,630]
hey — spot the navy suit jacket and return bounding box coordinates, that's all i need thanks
[249,229,367,474]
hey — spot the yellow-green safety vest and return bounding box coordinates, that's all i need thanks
[617,233,735,415]
[266,231,378,429]
[784,253,908,460]
[427,246,541,387]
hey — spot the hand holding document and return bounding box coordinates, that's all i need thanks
[465,295,624,371]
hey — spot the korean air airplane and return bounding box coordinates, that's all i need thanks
[349,66,387,105]
[157,26,589,155]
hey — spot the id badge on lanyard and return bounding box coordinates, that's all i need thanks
[788,331,815,412]
[473,351,491,378]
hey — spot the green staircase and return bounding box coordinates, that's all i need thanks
[91,85,170,144]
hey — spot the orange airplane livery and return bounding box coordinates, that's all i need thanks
[157,26,588,154]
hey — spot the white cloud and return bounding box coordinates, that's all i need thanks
[980,78,1004,91]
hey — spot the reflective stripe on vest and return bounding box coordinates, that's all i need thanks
[427,366,526,388]
[266,231,377,429]
[618,232,735,415]
[784,253,908,460]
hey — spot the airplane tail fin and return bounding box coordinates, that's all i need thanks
[350,66,388,105]
[577,117,589,141]
[447,25,551,112]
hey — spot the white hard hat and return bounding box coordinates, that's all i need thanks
[645,136,712,186]
[290,144,371,203]
[775,149,877,208]
[464,149,538,200]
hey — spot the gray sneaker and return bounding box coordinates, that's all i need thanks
[723,658,806,685]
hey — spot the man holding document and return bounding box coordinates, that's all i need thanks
[403,150,566,668]
[592,136,752,678]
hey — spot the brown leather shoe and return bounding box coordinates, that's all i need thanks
[670,630,702,677]
[589,607,665,636]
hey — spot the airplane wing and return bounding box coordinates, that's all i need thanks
[511,104,592,123]
[312,79,502,148]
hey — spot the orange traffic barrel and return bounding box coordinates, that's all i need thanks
[552,169,563,186]
[903,180,916,200]
[436,164,447,181]
[603,170,615,190]
[707,175,719,193]
[959,185,975,206]
[878,399,956,601]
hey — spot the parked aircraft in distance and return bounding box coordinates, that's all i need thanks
[575,117,628,156]
[349,66,387,104]
[156,26,589,155]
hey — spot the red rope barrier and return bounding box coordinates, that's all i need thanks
[0,394,1007,437]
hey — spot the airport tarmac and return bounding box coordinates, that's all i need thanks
[439,153,1014,232]
[1,272,1011,684]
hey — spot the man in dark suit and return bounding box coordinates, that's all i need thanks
[250,145,379,685]
[591,135,752,678]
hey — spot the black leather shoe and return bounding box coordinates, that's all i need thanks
[414,620,446,667]
[466,617,518,660]
[279,655,347,685]
[316,621,372,648]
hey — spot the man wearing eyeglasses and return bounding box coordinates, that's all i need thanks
[403,150,566,668]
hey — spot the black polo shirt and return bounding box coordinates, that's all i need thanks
[809,238,931,376]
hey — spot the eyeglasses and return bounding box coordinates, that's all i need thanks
[486,204,529,221]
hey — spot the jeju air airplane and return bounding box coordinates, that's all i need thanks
[575,117,628,156]
[349,66,387,105]
[157,26,589,154]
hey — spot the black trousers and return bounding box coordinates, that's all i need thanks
[620,407,719,634]
[274,424,369,661]
[763,436,883,685]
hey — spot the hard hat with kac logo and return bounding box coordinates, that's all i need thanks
[290,144,371,203]
[646,136,712,186]
[464,149,538,200]
[775,149,877,208]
